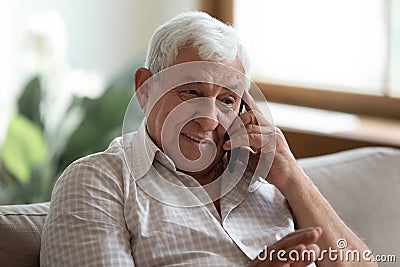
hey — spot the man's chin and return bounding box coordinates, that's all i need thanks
[168,149,215,173]
[180,151,201,162]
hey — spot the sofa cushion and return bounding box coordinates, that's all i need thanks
[298,147,400,264]
[0,202,49,267]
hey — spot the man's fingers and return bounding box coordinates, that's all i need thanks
[273,227,322,249]
[281,227,320,239]
[242,89,262,113]
[248,228,322,267]
[226,109,265,135]
[223,126,275,151]
[236,109,270,129]
[292,244,321,267]
[249,244,305,267]
[228,90,270,132]
[249,241,321,267]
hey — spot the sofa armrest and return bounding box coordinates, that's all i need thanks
[0,202,49,267]
[298,147,400,265]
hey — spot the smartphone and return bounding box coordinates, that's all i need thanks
[225,101,245,172]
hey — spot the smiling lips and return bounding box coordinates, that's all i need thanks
[181,133,214,145]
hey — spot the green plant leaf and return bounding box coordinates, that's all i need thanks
[57,62,144,172]
[0,115,47,185]
[58,88,141,171]
[18,77,43,128]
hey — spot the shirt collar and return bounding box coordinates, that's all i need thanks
[129,120,176,180]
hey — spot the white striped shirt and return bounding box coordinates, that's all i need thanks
[41,121,295,266]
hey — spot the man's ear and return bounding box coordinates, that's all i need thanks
[134,67,152,112]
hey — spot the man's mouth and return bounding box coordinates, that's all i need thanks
[181,133,213,144]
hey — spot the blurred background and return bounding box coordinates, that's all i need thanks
[1,0,399,204]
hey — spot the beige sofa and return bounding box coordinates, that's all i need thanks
[1,147,399,266]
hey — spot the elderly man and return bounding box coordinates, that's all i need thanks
[41,11,375,266]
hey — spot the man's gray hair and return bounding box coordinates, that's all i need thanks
[145,11,250,75]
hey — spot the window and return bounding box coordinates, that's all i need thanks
[202,0,400,119]
[236,0,388,95]
[389,0,400,97]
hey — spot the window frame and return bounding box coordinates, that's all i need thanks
[200,0,400,120]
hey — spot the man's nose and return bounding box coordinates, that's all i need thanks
[193,98,219,131]
[194,117,219,132]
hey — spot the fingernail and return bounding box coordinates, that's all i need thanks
[316,227,323,235]
[294,244,305,251]
[223,140,231,150]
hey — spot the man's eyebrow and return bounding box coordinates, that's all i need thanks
[179,74,243,92]
[224,83,240,90]
[181,75,202,84]
[180,81,203,87]
[223,80,246,93]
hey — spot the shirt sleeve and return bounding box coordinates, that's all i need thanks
[40,157,134,266]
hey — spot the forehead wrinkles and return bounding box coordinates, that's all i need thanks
[159,61,244,92]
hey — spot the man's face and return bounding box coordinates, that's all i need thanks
[136,48,246,173]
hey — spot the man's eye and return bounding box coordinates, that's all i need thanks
[221,97,235,105]
[181,89,198,95]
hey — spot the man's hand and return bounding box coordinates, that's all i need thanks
[223,89,300,189]
[223,90,376,267]
[248,227,322,267]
